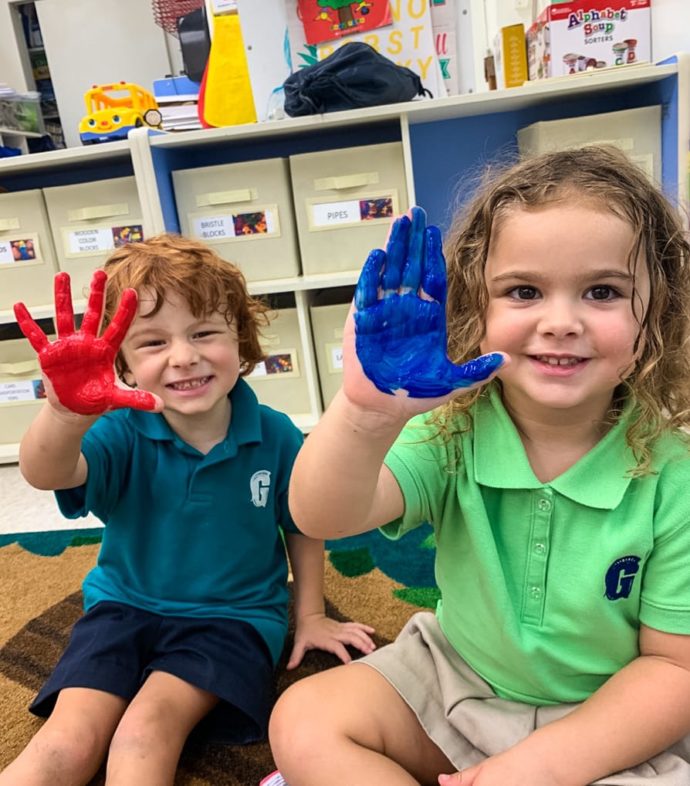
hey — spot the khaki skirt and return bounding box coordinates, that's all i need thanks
[359,611,690,785]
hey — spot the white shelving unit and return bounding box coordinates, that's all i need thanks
[1,56,689,463]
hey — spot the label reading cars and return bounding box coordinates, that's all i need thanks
[191,206,279,242]
[0,379,46,403]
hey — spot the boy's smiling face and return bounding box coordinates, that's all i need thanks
[480,202,650,424]
[120,288,241,427]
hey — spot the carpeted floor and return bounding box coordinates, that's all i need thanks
[0,526,438,785]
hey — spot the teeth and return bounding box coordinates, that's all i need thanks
[169,376,210,390]
[536,356,581,367]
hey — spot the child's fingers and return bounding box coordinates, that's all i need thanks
[401,206,426,291]
[80,270,107,336]
[54,272,75,338]
[382,214,411,292]
[450,352,507,389]
[101,289,138,351]
[111,387,161,412]
[421,225,447,303]
[13,302,49,353]
[354,248,386,312]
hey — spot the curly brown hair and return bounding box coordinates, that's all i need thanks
[100,233,271,380]
[434,145,690,474]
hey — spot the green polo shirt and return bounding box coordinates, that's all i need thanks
[383,385,690,705]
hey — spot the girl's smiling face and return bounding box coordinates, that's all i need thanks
[480,202,650,424]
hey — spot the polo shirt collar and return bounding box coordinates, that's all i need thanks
[125,378,262,449]
[473,386,636,510]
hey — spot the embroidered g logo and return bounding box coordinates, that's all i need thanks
[604,555,641,600]
[250,470,271,508]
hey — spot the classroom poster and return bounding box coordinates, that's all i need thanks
[297,0,393,45]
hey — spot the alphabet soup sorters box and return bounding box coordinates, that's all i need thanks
[527,0,651,81]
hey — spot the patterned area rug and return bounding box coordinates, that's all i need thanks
[0,526,437,785]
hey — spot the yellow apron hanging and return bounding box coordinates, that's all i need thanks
[200,12,257,128]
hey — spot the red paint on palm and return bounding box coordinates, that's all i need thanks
[13,270,157,415]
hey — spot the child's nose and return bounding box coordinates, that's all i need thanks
[169,339,199,366]
[537,301,584,338]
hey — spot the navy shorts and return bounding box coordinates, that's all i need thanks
[30,601,276,744]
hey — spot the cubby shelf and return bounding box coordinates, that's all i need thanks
[1,56,688,463]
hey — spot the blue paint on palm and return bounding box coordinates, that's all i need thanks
[355,206,503,397]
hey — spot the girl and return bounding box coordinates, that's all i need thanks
[268,146,690,785]
[2,235,375,786]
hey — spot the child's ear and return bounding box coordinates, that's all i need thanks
[120,367,137,388]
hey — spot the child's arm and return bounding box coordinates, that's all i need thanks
[440,626,690,785]
[283,532,375,669]
[14,270,160,490]
[290,207,506,539]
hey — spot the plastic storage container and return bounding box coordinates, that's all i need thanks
[289,142,408,275]
[173,157,300,283]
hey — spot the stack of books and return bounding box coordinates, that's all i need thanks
[152,75,202,132]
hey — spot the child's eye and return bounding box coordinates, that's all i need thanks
[138,339,165,348]
[586,285,620,301]
[193,331,218,339]
[508,286,540,300]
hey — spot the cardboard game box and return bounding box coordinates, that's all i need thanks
[527,0,651,81]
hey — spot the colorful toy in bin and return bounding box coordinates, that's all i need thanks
[78,82,163,144]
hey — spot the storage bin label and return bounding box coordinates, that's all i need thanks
[0,234,42,266]
[326,342,344,373]
[62,224,144,257]
[0,379,45,403]
[248,349,300,379]
[191,206,280,242]
[308,193,397,230]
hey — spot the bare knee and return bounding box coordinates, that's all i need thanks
[13,720,105,782]
[109,701,175,758]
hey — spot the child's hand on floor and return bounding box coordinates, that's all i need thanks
[286,613,376,669]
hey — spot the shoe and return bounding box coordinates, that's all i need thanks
[259,771,288,786]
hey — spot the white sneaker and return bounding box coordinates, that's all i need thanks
[259,771,288,786]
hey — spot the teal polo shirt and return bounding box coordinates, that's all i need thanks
[383,385,690,705]
[56,379,303,664]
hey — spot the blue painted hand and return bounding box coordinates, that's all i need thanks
[354,206,504,398]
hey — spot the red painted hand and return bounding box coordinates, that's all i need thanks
[13,270,158,415]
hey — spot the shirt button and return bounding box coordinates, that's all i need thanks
[538,498,552,512]
[530,586,543,599]
[534,542,546,555]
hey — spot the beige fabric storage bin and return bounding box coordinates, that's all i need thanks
[245,307,310,419]
[173,158,300,283]
[310,292,351,409]
[517,105,662,183]
[0,335,51,445]
[0,190,58,311]
[290,142,408,276]
[43,177,144,299]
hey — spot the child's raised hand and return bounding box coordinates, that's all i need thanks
[351,206,504,406]
[13,270,161,416]
[286,613,376,670]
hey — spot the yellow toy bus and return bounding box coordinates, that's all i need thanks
[79,81,162,144]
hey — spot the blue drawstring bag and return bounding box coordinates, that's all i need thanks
[283,42,432,117]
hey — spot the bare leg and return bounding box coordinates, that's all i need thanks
[105,671,218,786]
[0,688,127,786]
[269,663,453,786]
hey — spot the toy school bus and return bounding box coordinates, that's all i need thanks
[78,81,162,144]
